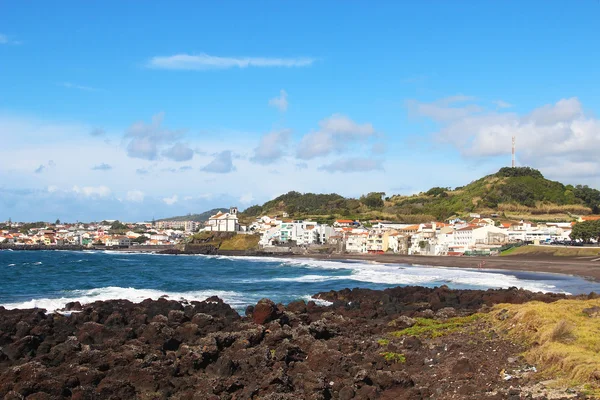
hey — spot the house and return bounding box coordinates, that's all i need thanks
[453,225,507,251]
[387,232,408,254]
[346,232,368,253]
[334,219,356,228]
[367,230,390,253]
[105,235,131,247]
[205,207,242,232]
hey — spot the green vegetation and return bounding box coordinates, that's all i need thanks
[491,299,600,393]
[18,222,47,234]
[379,352,406,363]
[109,220,129,233]
[500,245,600,257]
[377,338,390,346]
[158,208,228,223]
[571,220,600,243]
[239,168,600,223]
[132,235,149,244]
[218,234,260,251]
[391,315,482,339]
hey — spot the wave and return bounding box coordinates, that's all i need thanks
[300,295,333,306]
[0,286,246,313]
[270,274,341,283]
[233,257,565,294]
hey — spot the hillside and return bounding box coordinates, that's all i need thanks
[241,167,600,223]
[158,208,228,223]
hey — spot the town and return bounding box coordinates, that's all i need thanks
[2,206,599,256]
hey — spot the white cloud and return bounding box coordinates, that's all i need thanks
[269,90,289,112]
[202,150,235,173]
[493,100,513,109]
[72,185,111,198]
[407,95,483,121]
[91,163,112,171]
[59,82,104,92]
[183,196,193,201]
[125,190,145,203]
[47,185,58,193]
[414,96,600,181]
[0,33,21,45]
[147,53,315,70]
[90,128,105,136]
[162,195,178,205]
[162,143,194,162]
[250,129,292,164]
[318,158,384,173]
[239,192,254,204]
[125,112,183,160]
[297,114,376,159]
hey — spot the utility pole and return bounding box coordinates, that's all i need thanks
[511,135,516,168]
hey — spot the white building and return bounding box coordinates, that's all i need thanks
[205,207,242,232]
[345,233,368,253]
[105,236,131,247]
[453,225,507,252]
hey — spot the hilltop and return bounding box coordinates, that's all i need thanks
[157,208,228,223]
[241,167,600,223]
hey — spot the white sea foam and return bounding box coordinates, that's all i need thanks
[1,286,246,313]
[271,274,340,283]
[232,257,565,294]
[8,263,16,266]
[301,295,334,306]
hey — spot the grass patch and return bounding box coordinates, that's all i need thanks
[380,352,406,363]
[218,234,260,251]
[491,299,600,393]
[391,314,482,339]
[501,245,600,257]
[377,338,390,346]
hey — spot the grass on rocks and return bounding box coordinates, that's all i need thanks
[491,299,600,394]
[380,352,406,363]
[391,314,482,339]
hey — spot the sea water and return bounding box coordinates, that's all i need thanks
[1,250,599,313]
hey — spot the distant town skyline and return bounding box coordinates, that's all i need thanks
[2,1,600,221]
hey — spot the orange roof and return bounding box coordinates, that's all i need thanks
[401,225,419,230]
[582,216,600,221]
[336,219,354,223]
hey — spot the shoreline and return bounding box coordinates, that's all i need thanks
[275,252,600,283]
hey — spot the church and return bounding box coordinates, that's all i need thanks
[204,207,243,232]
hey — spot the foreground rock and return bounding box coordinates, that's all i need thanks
[0,286,587,399]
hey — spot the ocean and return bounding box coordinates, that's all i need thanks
[2,250,599,313]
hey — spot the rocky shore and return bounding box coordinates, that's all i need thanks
[0,286,593,399]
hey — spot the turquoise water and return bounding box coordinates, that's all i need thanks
[1,250,599,313]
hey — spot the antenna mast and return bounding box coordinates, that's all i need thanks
[511,135,516,168]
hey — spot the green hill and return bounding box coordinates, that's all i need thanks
[240,168,600,223]
[158,208,228,223]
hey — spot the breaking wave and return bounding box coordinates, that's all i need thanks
[0,286,246,313]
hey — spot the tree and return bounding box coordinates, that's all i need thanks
[55,219,61,225]
[570,220,600,243]
[574,185,600,213]
[132,235,149,244]
[360,192,385,209]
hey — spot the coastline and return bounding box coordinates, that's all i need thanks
[275,252,600,283]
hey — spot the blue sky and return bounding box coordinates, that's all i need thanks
[1,1,600,222]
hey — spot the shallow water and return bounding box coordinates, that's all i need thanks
[1,250,599,312]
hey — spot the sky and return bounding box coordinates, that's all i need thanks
[1,1,600,222]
